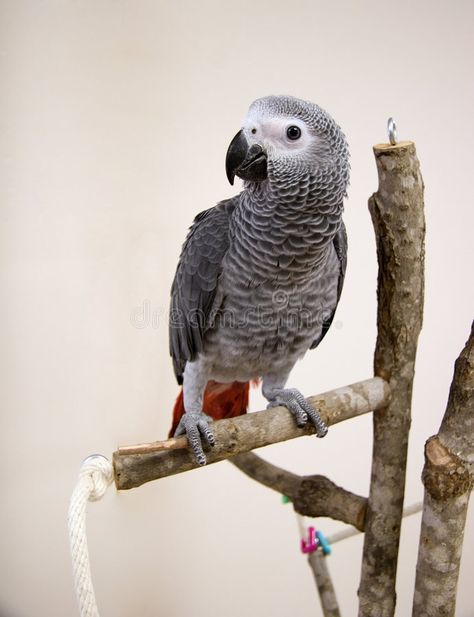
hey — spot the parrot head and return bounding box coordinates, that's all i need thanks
[226,95,349,202]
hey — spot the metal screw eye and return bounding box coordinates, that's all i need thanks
[387,117,398,145]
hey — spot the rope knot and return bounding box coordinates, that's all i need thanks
[79,455,114,502]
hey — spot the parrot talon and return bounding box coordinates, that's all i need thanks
[267,388,328,438]
[173,411,215,466]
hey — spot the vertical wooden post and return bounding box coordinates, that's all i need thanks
[358,141,425,616]
[412,322,474,616]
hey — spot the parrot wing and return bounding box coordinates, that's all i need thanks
[310,219,347,349]
[169,197,237,383]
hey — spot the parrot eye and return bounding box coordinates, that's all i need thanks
[251,128,257,134]
[286,125,301,140]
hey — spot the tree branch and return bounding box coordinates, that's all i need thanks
[295,474,367,531]
[308,551,341,617]
[230,452,300,497]
[358,141,425,617]
[231,452,367,530]
[113,377,390,490]
[412,321,474,617]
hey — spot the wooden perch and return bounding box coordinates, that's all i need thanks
[412,321,474,617]
[231,452,367,530]
[113,376,390,490]
[358,141,425,617]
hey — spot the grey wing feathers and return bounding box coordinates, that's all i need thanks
[310,220,347,349]
[169,198,236,383]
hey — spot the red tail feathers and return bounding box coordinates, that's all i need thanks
[169,381,250,438]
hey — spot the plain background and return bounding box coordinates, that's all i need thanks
[1,1,473,616]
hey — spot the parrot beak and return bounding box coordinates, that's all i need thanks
[225,130,267,185]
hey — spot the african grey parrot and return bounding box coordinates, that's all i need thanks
[169,95,350,465]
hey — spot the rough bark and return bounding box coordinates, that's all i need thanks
[412,322,474,617]
[308,551,341,617]
[295,474,367,531]
[358,141,425,616]
[114,377,390,490]
[231,452,367,530]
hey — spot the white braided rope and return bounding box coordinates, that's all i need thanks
[68,455,114,617]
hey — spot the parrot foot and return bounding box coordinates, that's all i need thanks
[267,388,328,438]
[174,412,215,466]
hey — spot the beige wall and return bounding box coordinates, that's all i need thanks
[1,1,473,616]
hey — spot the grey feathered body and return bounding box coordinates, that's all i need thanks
[169,95,350,412]
[201,191,343,383]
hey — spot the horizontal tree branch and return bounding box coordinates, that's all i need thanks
[231,452,367,530]
[230,452,300,497]
[113,376,390,490]
[295,474,367,531]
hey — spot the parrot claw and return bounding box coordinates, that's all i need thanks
[267,388,328,437]
[174,411,215,466]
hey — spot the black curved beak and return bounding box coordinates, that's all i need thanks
[225,130,267,185]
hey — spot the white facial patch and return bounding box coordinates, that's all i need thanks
[242,111,313,155]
